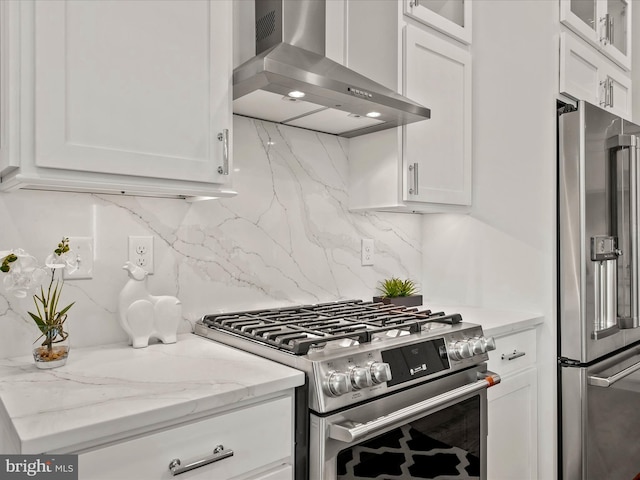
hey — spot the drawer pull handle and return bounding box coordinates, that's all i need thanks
[168,445,233,476]
[502,350,526,361]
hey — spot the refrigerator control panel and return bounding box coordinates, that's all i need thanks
[591,236,618,261]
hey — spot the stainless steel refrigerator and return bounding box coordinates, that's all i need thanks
[559,100,640,479]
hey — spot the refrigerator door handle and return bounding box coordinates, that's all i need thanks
[607,134,640,328]
[588,358,640,387]
[630,135,638,326]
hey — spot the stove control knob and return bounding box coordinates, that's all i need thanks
[458,341,474,359]
[484,336,497,352]
[350,366,373,389]
[369,362,392,384]
[326,372,350,397]
[472,336,497,354]
[470,337,487,355]
[450,340,473,360]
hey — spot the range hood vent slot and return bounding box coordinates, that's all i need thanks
[256,10,276,44]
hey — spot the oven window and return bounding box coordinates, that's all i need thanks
[336,396,480,479]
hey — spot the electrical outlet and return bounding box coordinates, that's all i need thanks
[64,237,94,279]
[128,236,154,274]
[361,238,374,266]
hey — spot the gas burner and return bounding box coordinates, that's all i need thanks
[200,299,462,355]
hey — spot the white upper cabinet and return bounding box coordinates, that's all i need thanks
[560,0,632,70]
[348,1,472,214]
[0,1,18,178]
[403,26,472,206]
[404,0,472,44]
[560,32,631,119]
[0,0,235,199]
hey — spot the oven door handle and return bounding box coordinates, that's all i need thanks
[328,371,501,443]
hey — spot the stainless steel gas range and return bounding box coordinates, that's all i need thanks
[194,299,499,480]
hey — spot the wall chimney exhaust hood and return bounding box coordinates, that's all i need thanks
[233,0,431,138]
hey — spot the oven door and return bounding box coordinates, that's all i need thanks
[309,367,500,480]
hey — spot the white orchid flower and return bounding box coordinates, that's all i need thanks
[45,250,79,274]
[1,238,76,356]
[1,249,48,298]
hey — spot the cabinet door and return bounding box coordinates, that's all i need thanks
[600,0,632,72]
[560,32,601,105]
[403,25,471,206]
[249,465,292,480]
[404,0,471,44]
[600,62,632,119]
[559,33,631,119]
[34,0,232,184]
[560,0,631,70]
[560,0,600,47]
[0,0,8,175]
[487,368,538,480]
[0,0,18,177]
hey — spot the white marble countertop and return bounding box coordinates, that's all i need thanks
[0,305,541,455]
[423,303,545,337]
[0,334,304,455]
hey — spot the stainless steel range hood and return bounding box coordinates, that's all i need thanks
[233,0,431,138]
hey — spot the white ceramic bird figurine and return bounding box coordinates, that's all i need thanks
[118,261,182,348]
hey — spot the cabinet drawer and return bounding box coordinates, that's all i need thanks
[488,328,536,377]
[78,395,293,480]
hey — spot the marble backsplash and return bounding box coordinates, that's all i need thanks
[0,116,422,359]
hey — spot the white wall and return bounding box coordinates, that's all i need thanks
[421,1,559,479]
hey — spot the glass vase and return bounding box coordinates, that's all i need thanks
[33,337,70,369]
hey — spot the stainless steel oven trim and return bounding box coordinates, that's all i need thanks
[328,371,500,443]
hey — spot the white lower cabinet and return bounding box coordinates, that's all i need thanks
[560,32,631,119]
[487,328,538,480]
[249,465,292,480]
[76,395,294,480]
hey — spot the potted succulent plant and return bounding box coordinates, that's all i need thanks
[373,277,423,307]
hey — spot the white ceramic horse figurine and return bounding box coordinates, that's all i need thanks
[118,261,182,348]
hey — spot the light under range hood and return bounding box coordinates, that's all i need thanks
[233,0,431,138]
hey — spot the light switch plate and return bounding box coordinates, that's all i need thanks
[64,237,94,279]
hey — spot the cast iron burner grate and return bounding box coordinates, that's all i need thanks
[200,300,461,355]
